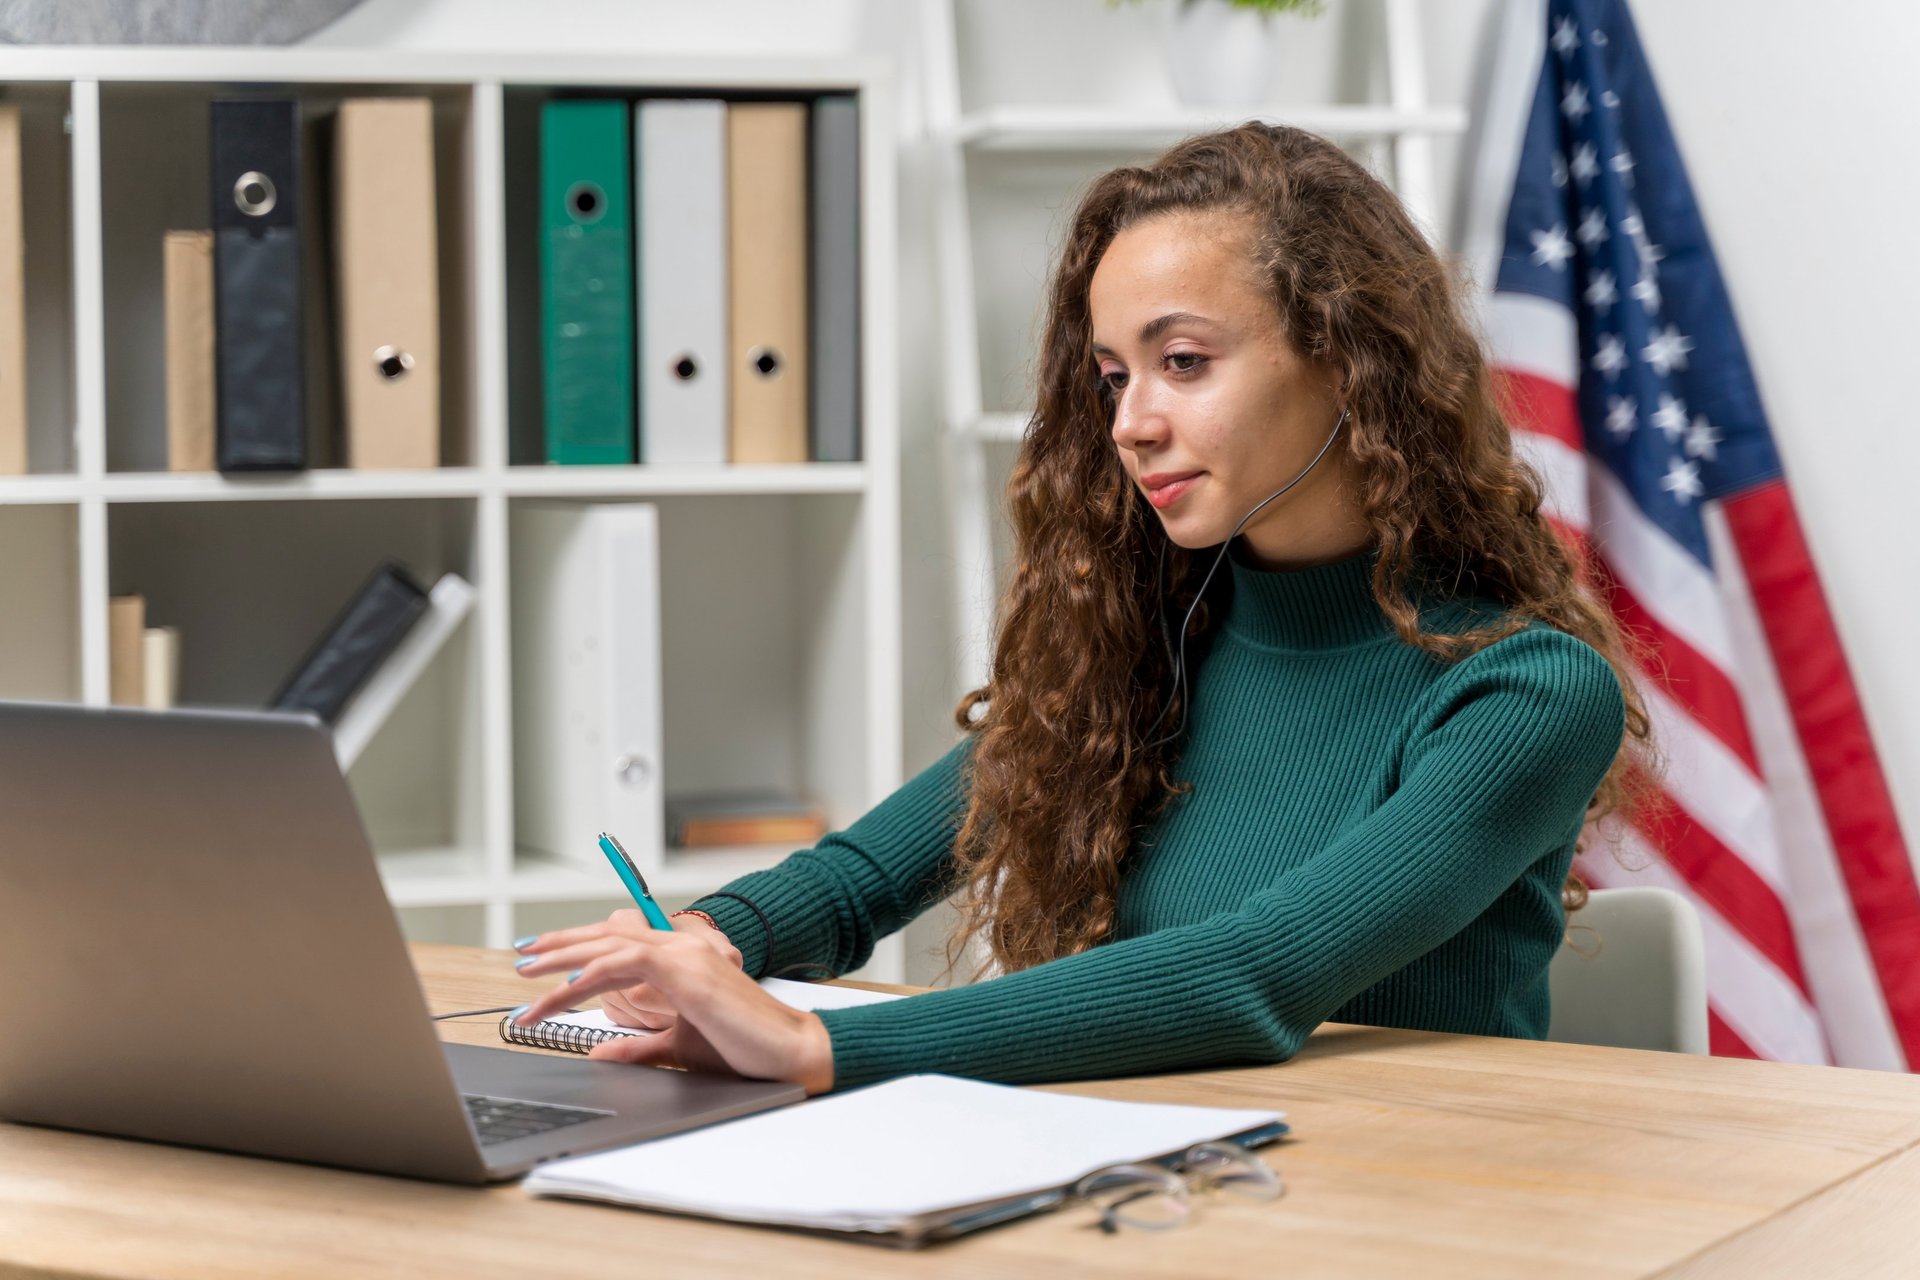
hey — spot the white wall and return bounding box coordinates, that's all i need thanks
[305,0,1920,973]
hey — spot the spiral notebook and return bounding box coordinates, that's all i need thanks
[498,976,904,1053]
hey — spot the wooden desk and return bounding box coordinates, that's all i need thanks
[3,943,1918,1279]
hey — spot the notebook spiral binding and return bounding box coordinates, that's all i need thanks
[497,1015,624,1055]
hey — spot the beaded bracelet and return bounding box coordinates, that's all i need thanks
[668,908,721,934]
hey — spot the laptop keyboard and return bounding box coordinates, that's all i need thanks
[462,1093,613,1147]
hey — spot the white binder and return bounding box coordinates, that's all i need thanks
[510,502,664,873]
[637,99,729,465]
[332,573,476,770]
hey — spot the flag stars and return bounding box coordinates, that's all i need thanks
[1684,415,1723,460]
[1652,393,1688,441]
[1530,222,1575,271]
[1631,271,1662,313]
[1605,395,1639,437]
[1562,80,1592,123]
[1585,269,1618,314]
[1601,89,1620,108]
[1570,141,1600,186]
[1661,457,1704,504]
[1592,333,1628,378]
[1552,15,1581,57]
[1643,323,1695,376]
[1611,148,1637,186]
[1551,150,1568,188]
[1576,206,1611,249]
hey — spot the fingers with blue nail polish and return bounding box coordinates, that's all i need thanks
[512,935,538,951]
[567,970,583,983]
[514,955,536,971]
[508,1004,530,1024]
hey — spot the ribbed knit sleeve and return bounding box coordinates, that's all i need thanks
[684,737,973,980]
[813,627,1627,1091]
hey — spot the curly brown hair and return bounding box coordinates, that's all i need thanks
[942,122,1660,981]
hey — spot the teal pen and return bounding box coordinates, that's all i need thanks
[597,831,676,931]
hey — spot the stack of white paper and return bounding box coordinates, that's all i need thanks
[523,1073,1284,1238]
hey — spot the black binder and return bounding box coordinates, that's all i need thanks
[270,560,430,724]
[211,99,308,472]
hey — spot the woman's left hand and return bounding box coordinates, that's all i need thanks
[510,920,835,1095]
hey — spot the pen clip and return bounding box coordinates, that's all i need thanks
[598,830,653,897]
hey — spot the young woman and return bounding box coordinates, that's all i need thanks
[510,122,1654,1097]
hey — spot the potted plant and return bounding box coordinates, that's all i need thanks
[1109,0,1329,107]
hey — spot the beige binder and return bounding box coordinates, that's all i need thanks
[726,103,809,465]
[334,97,439,470]
[0,104,25,476]
[109,595,146,707]
[163,230,216,472]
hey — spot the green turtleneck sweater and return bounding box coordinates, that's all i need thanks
[688,545,1627,1092]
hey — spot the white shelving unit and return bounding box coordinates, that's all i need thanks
[0,49,904,979]
[920,0,1466,693]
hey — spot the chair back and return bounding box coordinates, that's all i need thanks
[1548,886,1709,1054]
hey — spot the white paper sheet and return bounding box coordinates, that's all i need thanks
[523,1073,1284,1234]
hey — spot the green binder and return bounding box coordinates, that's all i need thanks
[540,100,636,465]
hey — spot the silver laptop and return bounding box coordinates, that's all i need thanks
[0,699,805,1184]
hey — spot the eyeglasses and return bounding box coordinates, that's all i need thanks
[1071,1141,1285,1234]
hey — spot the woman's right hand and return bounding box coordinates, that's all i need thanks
[597,908,743,1029]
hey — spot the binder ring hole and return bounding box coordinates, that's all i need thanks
[373,345,414,381]
[672,354,699,381]
[750,347,782,379]
[233,171,277,217]
[566,181,606,224]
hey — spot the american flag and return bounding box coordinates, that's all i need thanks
[1458,0,1920,1068]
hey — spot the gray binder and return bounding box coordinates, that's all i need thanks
[810,95,861,464]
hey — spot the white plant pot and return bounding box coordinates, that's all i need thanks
[1160,0,1280,107]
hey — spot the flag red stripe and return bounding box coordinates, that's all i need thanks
[1496,368,1585,454]
[1583,542,1764,775]
[1538,515,1765,775]
[1722,482,1920,1066]
[1708,1008,1763,1060]
[1630,782,1813,998]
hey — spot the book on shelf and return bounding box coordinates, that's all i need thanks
[109,596,183,709]
[0,102,23,477]
[142,626,180,709]
[108,594,145,706]
[665,790,827,848]
[163,229,216,472]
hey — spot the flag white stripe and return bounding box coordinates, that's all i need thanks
[1703,507,1907,1070]
[1510,419,1592,529]
[1487,291,1580,387]
[1584,826,1830,1064]
[1508,428,1739,671]
[1638,680,1791,901]
[1458,0,1549,299]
